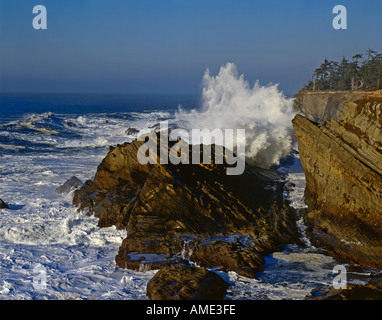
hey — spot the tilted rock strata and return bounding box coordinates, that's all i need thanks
[293,90,372,123]
[293,92,382,268]
[73,135,299,277]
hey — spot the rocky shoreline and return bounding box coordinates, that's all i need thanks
[67,90,382,300]
[71,134,300,299]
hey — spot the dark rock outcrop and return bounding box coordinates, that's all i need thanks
[293,91,382,268]
[55,176,83,194]
[146,261,229,300]
[182,239,265,278]
[0,198,9,209]
[125,128,139,136]
[73,134,299,279]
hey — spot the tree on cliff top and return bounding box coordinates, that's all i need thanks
[304,49,382,91]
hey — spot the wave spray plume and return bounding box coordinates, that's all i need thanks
[176,62,295,168]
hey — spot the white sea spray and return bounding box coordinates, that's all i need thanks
[176,62,295,168]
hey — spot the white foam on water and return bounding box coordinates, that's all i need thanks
[0,106,338,300]
[0,240,157,300]
[0,111,171,300]
[219,244,338,300]
[2,95,380,300]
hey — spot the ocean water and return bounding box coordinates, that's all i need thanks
[0,93,378,300]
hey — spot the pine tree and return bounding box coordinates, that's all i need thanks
[303,50,382,91]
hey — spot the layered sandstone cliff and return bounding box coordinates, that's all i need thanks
[293,90,373,123]
[293,91,382,268]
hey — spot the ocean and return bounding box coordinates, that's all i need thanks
[0,93,377,300]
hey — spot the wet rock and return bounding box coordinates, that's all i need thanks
[125,127,139,136]
[146,261,229,300]
[185,239,265,278]
[0,198,9,209]
[73,134,299,276]
[56,176,83,194]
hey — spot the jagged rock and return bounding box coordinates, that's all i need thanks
[183,239,265,278]
[73,135,299,277]
[125,127,139,136]
[293,92,382,268]
[55,176,83,194]
[146,261,229,300]
[0,198,9,209]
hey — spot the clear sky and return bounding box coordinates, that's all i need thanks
[1,0,382,96]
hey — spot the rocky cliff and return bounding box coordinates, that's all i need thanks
[73,134,299,282]
[293,90,373,123]
[293,91,382,268]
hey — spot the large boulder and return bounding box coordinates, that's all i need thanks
[73,134,299,278]
[146,261,229,300]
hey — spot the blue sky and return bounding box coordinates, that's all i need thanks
[1,0,382,96]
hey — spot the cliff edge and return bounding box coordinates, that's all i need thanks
[293,90,382,268]
[293,90,373,123]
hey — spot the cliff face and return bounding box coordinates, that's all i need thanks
[293,91,382,268]
[293,91,372,123]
